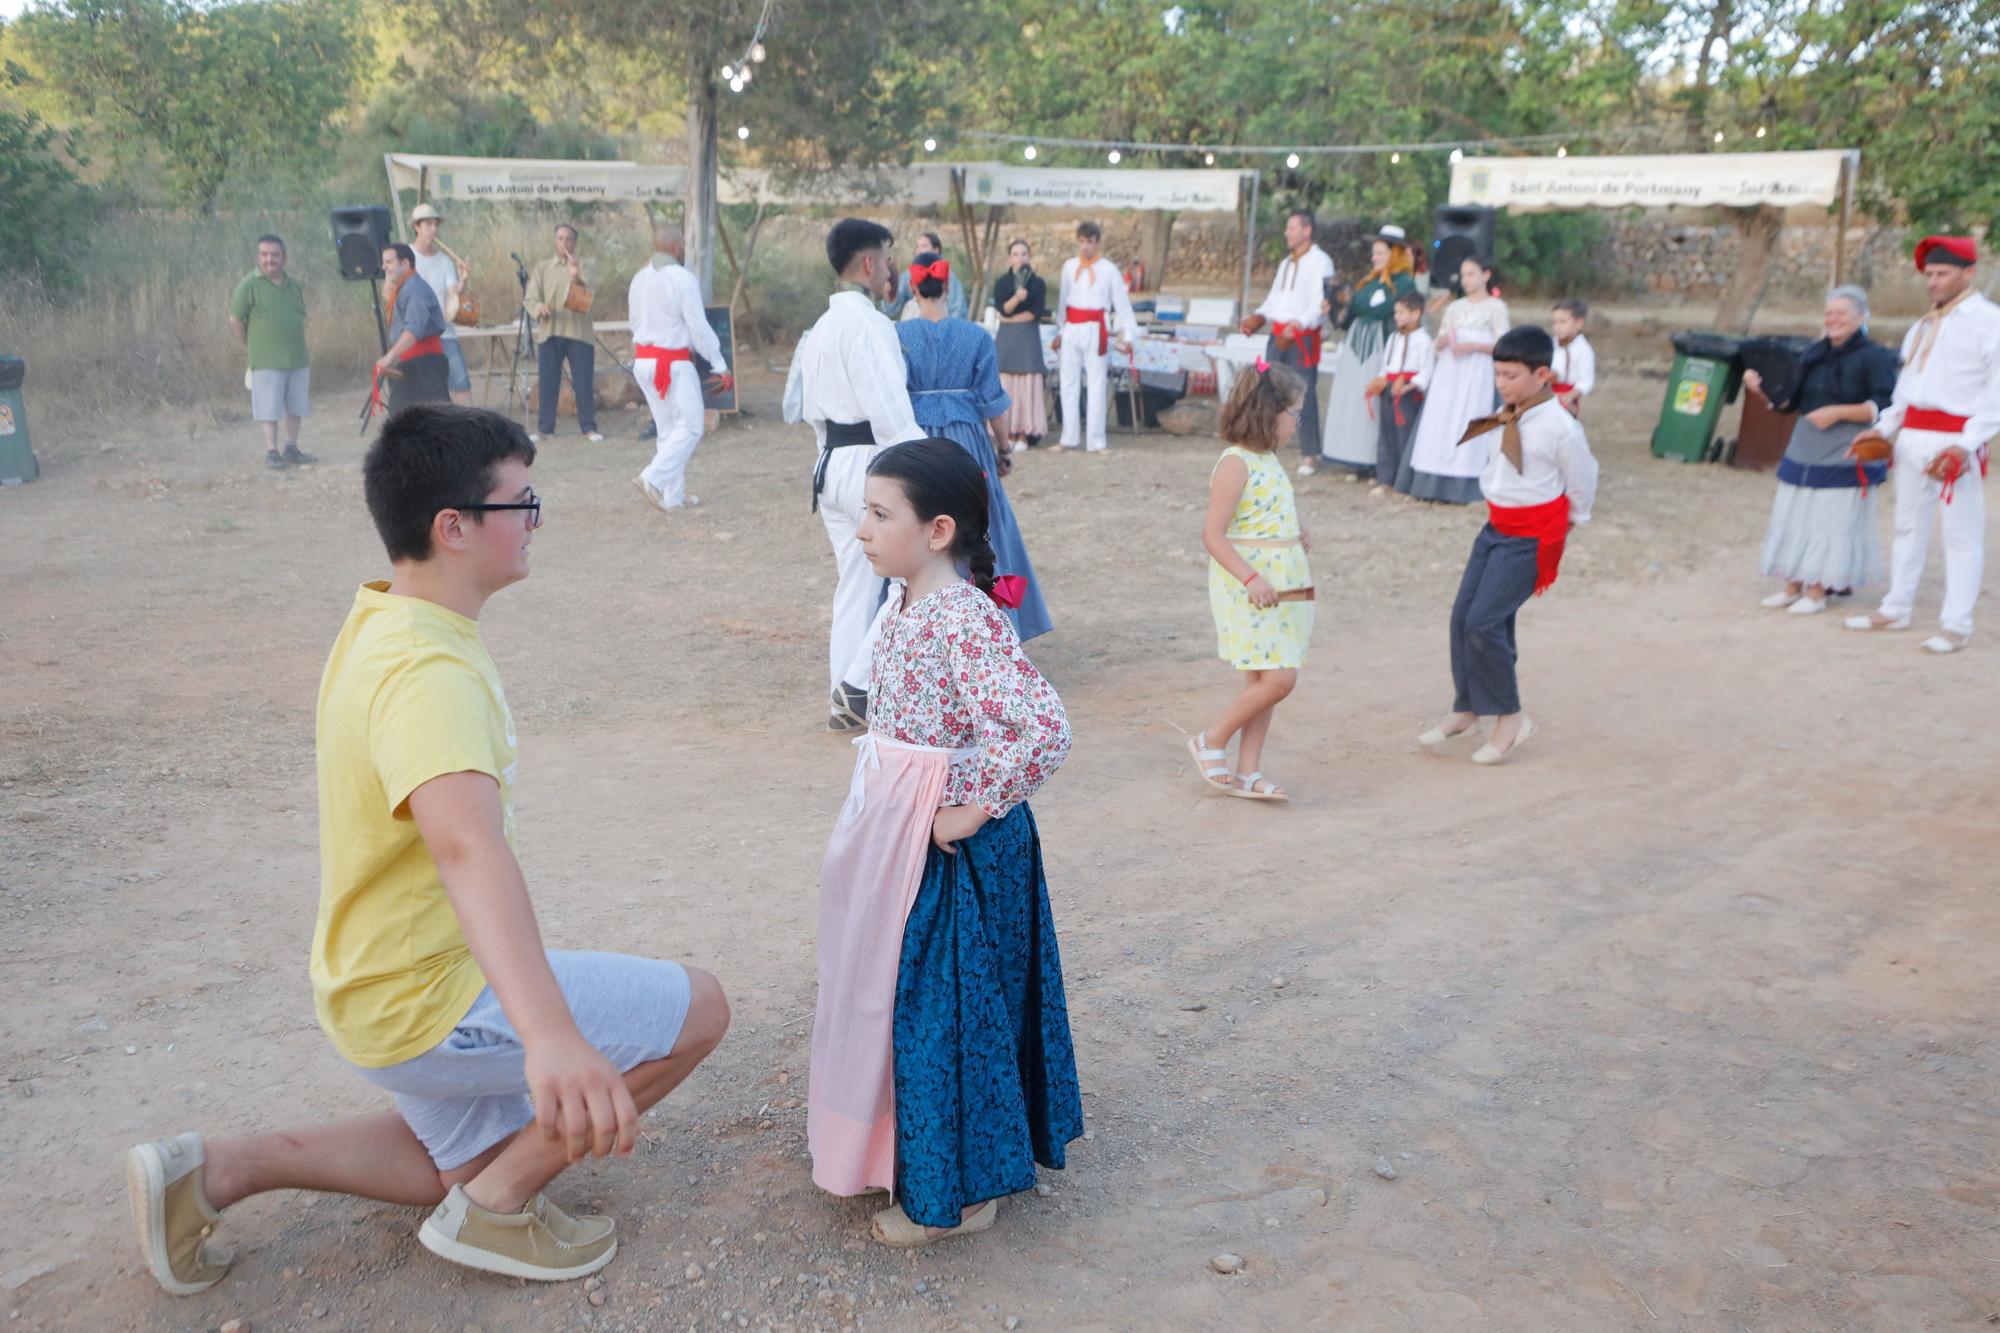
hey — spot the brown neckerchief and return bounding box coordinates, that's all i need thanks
[1459,388,1556,471]
[1909,285,1974,372]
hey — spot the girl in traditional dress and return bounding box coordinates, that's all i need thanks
[1321,226,1418,476]
[1185,362,1314,803]
[899,250,1053,642]
[1747,286,1899,615]
[1398,256,1510,503]
[808,439,1081,1247]
[991,239,1049,450]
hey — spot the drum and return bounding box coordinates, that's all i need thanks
[563,280,593,315]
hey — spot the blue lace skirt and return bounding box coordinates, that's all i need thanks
[890,803,1083,1227]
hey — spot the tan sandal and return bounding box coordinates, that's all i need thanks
[1227,771,1288,802]
[871,1199,997,1248]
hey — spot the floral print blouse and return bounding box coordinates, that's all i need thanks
[870,580,1071,819]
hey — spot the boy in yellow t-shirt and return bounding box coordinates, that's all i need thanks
[125,405,730,1293]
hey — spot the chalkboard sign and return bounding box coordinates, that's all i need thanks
[696,304,738,413]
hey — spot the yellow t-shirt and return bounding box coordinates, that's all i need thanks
[310,581,514,1067]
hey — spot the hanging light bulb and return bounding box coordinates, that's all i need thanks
[923,137,937,152]
[1108,149,1121,164]
[1024,144,1037,161]
[736,125,750,140]
[729,75,745,92]
[1285,152,1300,169]
[1390,151,1401,164]
[1755,125,1767,139]
[1713,129,1724,143]
[1203,152,1215,166]
[750,41,766,63]
[1556,145,1568,158]
[721,64,735,81]
[1450,148,1464,164]
[739,65,752,85]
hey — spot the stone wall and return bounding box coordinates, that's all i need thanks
[1587,218,1919,300]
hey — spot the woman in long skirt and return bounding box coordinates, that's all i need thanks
[1397,255,1510,503]
[1748,286,1899,615]
[899,251,1054,642]
[809,439,1080,1247]
[991,239,1049,449]
[1321,226,1417,475]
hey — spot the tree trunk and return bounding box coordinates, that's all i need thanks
[685,53,720,302]
[1136,211,1176,291]
[1713,204,1783,333]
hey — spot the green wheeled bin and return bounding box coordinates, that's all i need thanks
[1651,331,1743,463]
[0,356,37,485]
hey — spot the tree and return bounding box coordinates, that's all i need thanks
[0,91,91,291]
[17,0,369,212]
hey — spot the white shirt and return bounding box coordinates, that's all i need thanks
[782,291,924,449]
[1555,333,1596,397]
[1878,289,2000,453]
[1255,244,1335,329]
[1054,256,1136,344]
[411,247,460,339]
[627,256,724,367]
[1380,327,1437,393]
[1479,397,1600,523]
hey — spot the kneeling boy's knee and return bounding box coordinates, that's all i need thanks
[679,966,731,1056]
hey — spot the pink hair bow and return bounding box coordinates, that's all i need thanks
[989,575,1027,610]
[1255,356,1270,374]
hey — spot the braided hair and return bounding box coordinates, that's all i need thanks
[866,439,996,598]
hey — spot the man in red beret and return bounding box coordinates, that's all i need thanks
[1844,236,2000,653]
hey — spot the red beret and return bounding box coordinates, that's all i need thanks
[1914,235,1977,270]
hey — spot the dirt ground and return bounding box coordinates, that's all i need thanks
[3,312,1998,1333]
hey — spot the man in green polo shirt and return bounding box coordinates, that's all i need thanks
[229,235,314,471]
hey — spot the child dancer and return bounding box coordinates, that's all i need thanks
[1420,326,1598,764]
[1550,298,1596,417]
[808,439,1081,1248]
[1186,362,1314,802]
[1398,255,1509,502]
[1369,290,1434,491]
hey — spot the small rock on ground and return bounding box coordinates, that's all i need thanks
[1210,1253,1244,1275]
[1373,1158,1399,1180]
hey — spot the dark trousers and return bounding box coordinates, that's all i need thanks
[388,353,450,411]
[536,335,597,434]
[1268,335,1322,460]
[1449,523,1540,716]
[1376,388,1423,484]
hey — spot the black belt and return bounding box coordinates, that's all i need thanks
[812,420,877,512]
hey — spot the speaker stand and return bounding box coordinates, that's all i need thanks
[370,279,389,354]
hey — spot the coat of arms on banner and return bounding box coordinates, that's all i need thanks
[437,172,455,197]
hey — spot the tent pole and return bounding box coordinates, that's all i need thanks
[385,154,409,242]
[1240,170,1261,317]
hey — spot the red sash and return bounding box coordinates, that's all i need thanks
[1064,307,1109,355]
[1272,321,1323,369]
[1385,371,1421,426]
[1487,494,1571,596]
[1552,382,1581,418]
[1906,407,1969,434]
[400,334,444,362]
[635,343,692,398]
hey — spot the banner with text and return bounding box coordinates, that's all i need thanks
[1448,151,1853,213]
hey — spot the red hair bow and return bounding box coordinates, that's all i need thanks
[909,258,950,285]
[989,575,1026,609]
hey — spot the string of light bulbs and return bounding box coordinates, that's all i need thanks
[717,0,774,95]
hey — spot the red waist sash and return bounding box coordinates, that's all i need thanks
[1384,371,1422,426]
[635,343,692,397]
[1272,321,1324,369]
[1553,382,1581,417]
[1905,407,1970,434]
[401,334,444,362]
[1487,494,1571,596]
[1064,307,1109,355]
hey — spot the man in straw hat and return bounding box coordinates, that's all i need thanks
[1844,235,2000,653]
[408,204,473,406]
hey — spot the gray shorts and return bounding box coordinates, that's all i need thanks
[350,950,692,1170]
[442,336,471,393]
[250,366,310,422]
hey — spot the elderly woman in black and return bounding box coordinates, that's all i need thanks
[1748,285,1901,617]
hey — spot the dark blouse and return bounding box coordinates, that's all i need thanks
[992,270,1048,322]
[1342,271,1417,332]
[1773,332,1898,416]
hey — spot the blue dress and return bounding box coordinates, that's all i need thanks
[897,318,1054,642]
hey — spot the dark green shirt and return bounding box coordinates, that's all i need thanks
[1344,272,1417,334]
[229,272,309,371]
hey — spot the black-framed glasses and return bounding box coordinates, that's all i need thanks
[458,491,543,528]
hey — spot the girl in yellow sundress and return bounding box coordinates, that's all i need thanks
[1186,360,1314,802]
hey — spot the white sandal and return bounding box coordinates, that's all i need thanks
[1417,718,1478,748]
[1471,715,1536,766]
[1186,732,1232,792]
[1228,771,1288,802]
[872,1200,997,1248]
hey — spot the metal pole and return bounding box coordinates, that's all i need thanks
[384,153,409,242]
[1239,169,1261,318]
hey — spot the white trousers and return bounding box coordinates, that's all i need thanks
[1058,332,1109,450]
[1877,430,1986,637]
[818,445,886,698]
[635,358,704,506]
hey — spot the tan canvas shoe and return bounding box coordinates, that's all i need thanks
[418,1185,616,1281]
[126,1132,232,1295]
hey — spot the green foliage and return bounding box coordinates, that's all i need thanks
[1493,213,1607,296]
[0,97,92,292]
[16,0,371,211]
